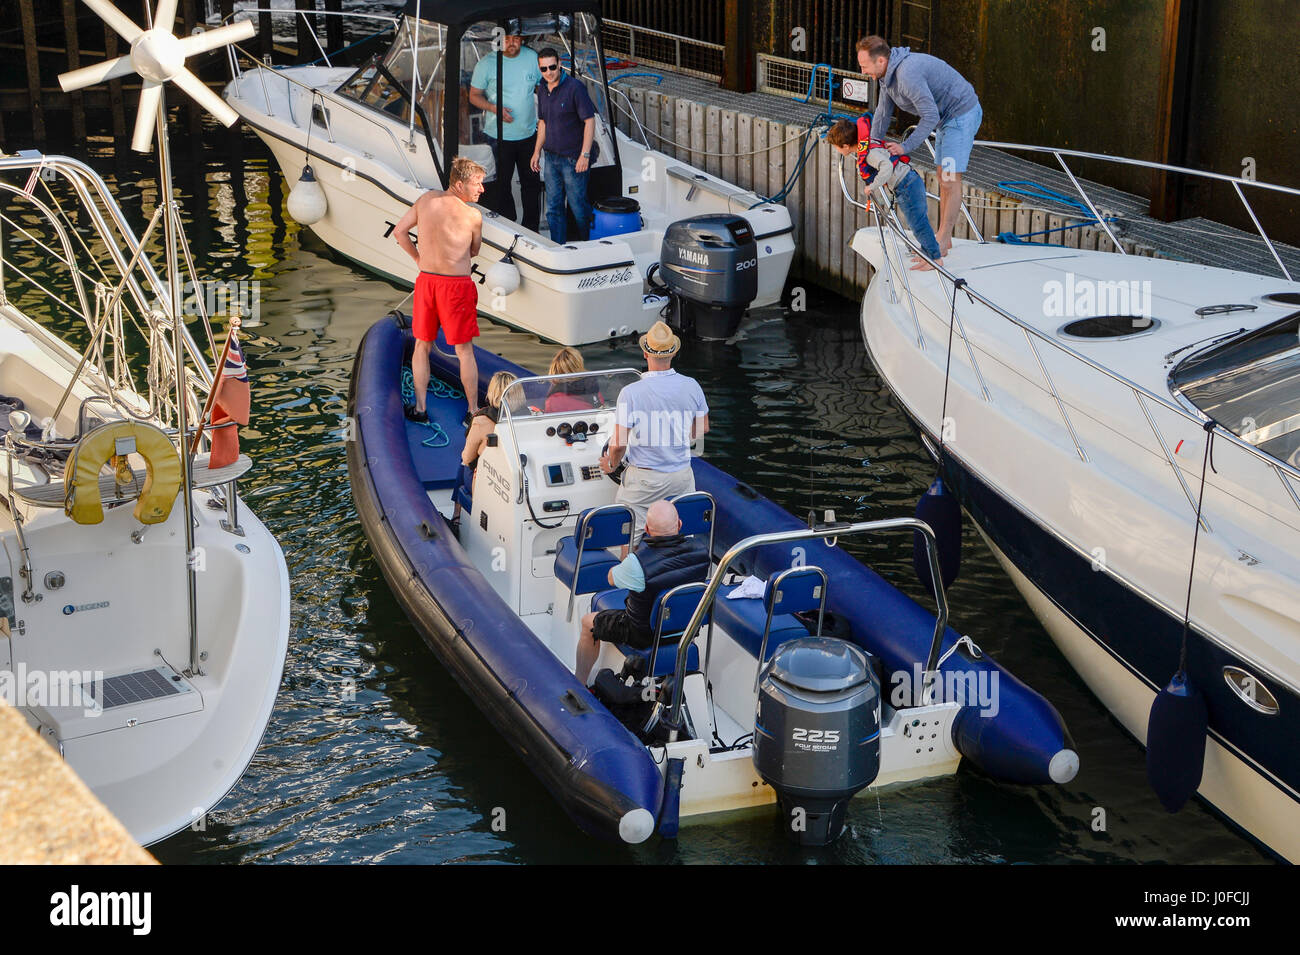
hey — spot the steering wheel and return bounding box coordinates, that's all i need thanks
[600,439,627,485]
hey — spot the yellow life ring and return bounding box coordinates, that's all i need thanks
[63,421,182,526]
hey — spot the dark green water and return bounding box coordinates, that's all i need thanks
[13,113,1271,865]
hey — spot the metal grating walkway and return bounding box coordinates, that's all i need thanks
[604,64,1300,280]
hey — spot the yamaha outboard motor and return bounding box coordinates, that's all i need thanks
[753,637,881,846]
[658,213,757,340]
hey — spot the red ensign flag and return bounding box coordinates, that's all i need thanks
[209,329,250,469]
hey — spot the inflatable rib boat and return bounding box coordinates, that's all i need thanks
[347,313,1079,844]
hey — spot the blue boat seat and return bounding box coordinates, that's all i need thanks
[453,464,473,514]
[591,588,629,614]
[589,585,702,677]
[713,597,808,661]
[554,506,635,619]
[671,491,716,561]
[713,567,829,661]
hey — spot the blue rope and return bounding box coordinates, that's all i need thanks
[799,63,838,104]
[993,179,1120,244]
[400,368,463,448]
[609,72,663,86]
[995,180,1093,215]
[749,119,830,209]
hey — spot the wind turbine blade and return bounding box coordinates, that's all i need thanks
[153,0,179,32]
[58,54,135,92]
[178,20,256,58]
[171,67,240,127]
[131,81,163,153]
[82,0,143,44]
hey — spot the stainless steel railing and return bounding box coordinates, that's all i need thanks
[226,44,433,189]
[0,155,214,394]
[665,517,952,736]
[836,151,1300,526]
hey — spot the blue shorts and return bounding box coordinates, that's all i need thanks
[934,104,982,175]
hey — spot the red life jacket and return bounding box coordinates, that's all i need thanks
[853,113,910,187]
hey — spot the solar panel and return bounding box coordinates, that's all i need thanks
[89,667,185,710]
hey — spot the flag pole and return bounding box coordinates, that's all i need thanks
[190,311,241,459]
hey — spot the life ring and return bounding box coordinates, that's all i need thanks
[63,421,182,525]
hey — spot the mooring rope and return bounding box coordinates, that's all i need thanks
[1178,420,1216,675]
[399,367,463,448]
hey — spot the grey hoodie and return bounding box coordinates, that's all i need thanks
[869,47,979,155]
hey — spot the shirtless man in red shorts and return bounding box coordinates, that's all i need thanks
[394,156,486,420]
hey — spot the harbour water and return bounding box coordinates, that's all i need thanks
[18,116,1271,865]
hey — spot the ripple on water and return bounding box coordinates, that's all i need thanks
[22,118,1265,865]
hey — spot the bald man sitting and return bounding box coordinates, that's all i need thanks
[576,499,712,685]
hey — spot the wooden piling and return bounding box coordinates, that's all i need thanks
[751,119,768,199]
[19,0,46,145]
[62,0,88,142]
[689,101,704,170]
[260,5,274,62]
[704,104,720,178]
[324,0,345,59]
[181,0,202,137]
[296,0,318,64]
[103,20,127,142]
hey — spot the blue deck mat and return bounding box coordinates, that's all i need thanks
[404,379,469,490]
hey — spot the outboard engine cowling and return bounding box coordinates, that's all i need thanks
[659,213,757,340]
[753,637,881,845]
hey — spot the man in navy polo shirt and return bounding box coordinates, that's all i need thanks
[529,47,596,242]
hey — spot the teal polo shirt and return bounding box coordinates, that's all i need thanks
[470,47,542,141]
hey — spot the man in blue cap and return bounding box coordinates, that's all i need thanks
[469,24,543,231]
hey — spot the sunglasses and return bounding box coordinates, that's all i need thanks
[540,64,560,72]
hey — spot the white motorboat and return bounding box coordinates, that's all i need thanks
[848,144,1300,862]
[221,0,796,344]
[0,1,290,846]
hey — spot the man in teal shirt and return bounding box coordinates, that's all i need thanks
[469,27,542,232]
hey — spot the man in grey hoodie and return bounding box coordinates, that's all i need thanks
[857,35,982,260]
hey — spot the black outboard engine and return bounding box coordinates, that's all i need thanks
[658,213,758,340]
[753,637,881,846]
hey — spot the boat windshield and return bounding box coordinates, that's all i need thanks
[499,370,640,421]
[1171,312,1300,467]
[338,16,445,132]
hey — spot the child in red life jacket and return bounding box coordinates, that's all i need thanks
[827,115,944,270]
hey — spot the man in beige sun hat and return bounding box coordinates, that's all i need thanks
[600,321,709,548]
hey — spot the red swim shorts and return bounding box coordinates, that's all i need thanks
[413,272,480,345]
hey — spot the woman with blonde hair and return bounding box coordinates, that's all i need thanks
[453,370,516,529]
[462,370,517,467]
[544,346,601,412]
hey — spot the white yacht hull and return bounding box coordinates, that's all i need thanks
[0,249,289,848]
[225,66,795,345]
[855,229,1300,863]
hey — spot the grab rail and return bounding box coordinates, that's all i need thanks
[835,152,1300,522]
[665,517,951,738]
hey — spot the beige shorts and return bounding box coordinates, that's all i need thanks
[616,464,696,547]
